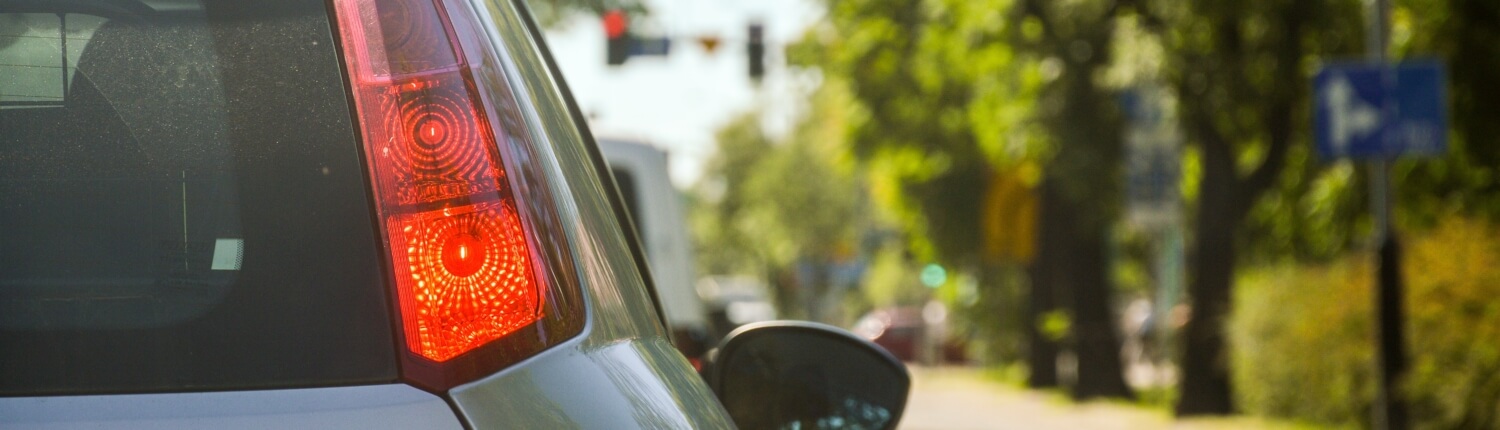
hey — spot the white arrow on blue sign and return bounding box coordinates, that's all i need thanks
[1313,61,1447,159]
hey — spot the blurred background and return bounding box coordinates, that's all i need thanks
[526,0,1500,428]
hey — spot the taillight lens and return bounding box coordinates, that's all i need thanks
[331,0,581,390]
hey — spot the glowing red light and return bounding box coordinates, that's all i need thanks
[390,202,540,362]
[377,76,499,204]
[603,10,627,39]
[418,119,445,145]
[331,0,546,365]
[440,231,484,277]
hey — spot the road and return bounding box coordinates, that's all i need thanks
[898,367,1305,430]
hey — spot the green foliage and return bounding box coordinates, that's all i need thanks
[792,0,1068,366]
[1231,218,1500,428]
[952,265,1028,364]
[1038,310,1071,343]
[1199,0,1500,265]
[794,0,1041,266]
[737,135,860,266]
[691,83,871,320]
[784,0,1500,411]
[859,245,929,308]
[1229,260,1373,425]
[1241,153,1367,264]
[1150,0,1366,243]
[691,113,775,276]
[1388,0,1500,225]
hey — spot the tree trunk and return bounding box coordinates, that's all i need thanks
[1057,53,1133,401]
[1066,193,1135,400]
[1012,0,1131,397]
[1175,131,1238,415]
[1034,54,1132,401]
[1026,178,1063,388]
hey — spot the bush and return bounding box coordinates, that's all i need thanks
[1230,217,1500,429]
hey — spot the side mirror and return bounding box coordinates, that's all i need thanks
[699,321,911,430]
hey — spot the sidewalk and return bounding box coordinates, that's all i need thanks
[899,367,1312,430]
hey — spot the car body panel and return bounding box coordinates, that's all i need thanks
[0,384,462,430]
[451,335,725,428]
[463,0,662,348]
[449,0,735,427]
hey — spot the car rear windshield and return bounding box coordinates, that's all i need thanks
[0,0,398,395]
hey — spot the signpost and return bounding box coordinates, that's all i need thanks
[982,168,1038,265]
[1312,1,1447,428]
[1122,84,1183,379]
[629,37,672,57]
[1314,61,1448,159]
[1122,85,1182,227]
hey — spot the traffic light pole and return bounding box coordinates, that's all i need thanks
[747,23,765,81]
[1367,0,1408,428]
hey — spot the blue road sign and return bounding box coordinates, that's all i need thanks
[1314,61,1447,159]
[629,37,671,56]
[1121,85,1181,226]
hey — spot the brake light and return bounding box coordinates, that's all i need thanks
[331,0,580,390]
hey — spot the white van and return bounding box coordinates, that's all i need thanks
[598,138,713,360]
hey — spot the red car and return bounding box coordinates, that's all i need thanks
[854,306,969,364]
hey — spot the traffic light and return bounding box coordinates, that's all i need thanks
[747,23,765,80]
[604,10,629,66]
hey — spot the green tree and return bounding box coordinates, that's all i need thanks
[692,113,775,278]
[794,0,1137,398]
[1151,0,1500,416]
[692,85,866,321]
[1011,0,1138,400]
[1144,0,1363,414]
[1392,0,1500,222]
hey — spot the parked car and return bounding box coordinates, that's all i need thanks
[854,305,969,364]
[597,138,714,362]
[0,0,908,428]
[698,275,779,340]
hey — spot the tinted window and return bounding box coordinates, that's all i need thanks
[0,0,397,395]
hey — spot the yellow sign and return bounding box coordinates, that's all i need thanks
[696,36,722,54]
[982,166,1038,264]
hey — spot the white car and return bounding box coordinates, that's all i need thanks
[0,0,907,428]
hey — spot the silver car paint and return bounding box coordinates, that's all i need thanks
[0,384,463,430]
[448,0,734,427]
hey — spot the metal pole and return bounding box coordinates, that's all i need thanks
[1367,0,1407,428]
[1153,223,1181,383]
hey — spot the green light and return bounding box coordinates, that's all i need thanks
[920,264,947,288]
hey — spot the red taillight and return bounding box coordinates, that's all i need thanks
[387,200,539,362]
[331,0,574,388]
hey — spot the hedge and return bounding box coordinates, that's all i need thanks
[1230,217,1500,429]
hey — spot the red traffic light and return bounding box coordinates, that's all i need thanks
[603,10,628,39]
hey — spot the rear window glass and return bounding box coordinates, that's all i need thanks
[0,0,397,395]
